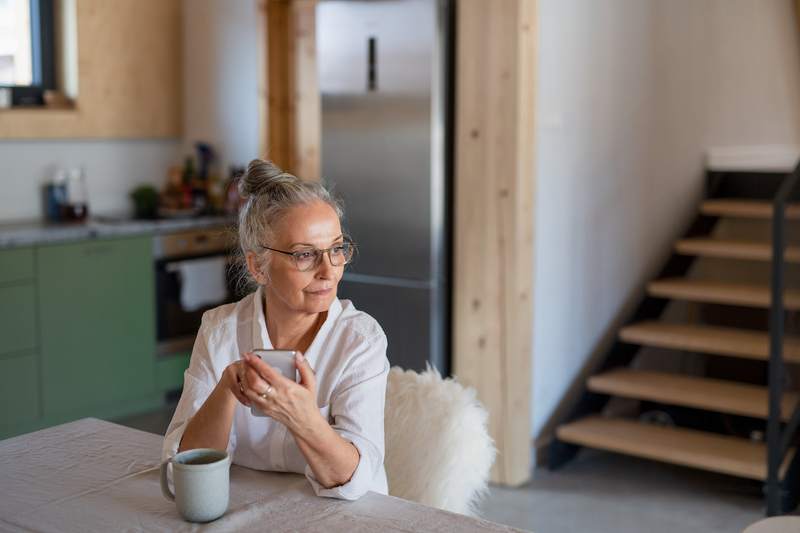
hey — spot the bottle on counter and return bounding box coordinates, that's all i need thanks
[181,156,195,209]
[62,167,89,222]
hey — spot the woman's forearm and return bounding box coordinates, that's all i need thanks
[293,415,360,488]
[178,382,238,452]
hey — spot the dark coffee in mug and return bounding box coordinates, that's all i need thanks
[180,456,222,465]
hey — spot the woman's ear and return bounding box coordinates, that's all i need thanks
[245,250,269,286]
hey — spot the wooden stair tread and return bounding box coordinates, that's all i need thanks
[675,238,800,263]
[700,199,800,220]
[556,415,794,481]
[647,278,800,311]
[619,321,800,363]
[588,368,799,421]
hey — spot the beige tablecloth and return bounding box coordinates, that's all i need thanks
[0,418,525,532]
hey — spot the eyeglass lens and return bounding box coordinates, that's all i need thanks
[295,243,353,271]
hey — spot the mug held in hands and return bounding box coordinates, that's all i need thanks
[249,349,299,417]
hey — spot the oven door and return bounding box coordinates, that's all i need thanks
[155,253,236,356]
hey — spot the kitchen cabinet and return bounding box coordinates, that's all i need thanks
[0,247,37,356]
[0,354,40,429]
[0,246,40,437]
[156,351,191,393]
[37,237,159,421]
[0,247,34,284]
[0,284,36,356]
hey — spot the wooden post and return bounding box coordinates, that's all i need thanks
[452,0,537,486]
[261,0,320,180]
[260,0,538,486]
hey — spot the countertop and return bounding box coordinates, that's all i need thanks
[0,214,237,249]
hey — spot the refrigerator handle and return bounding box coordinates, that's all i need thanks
[367,36,377,91]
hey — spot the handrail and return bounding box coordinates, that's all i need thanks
[767,162,800,515]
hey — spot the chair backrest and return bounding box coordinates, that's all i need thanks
[384,365,496,516]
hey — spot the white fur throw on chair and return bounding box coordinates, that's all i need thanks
[384,365,496,516]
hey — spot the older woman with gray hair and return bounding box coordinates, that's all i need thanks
[162,159,390,500]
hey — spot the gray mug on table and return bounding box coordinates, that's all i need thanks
[160,448,231,522]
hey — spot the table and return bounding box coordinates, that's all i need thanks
[0,418,527,532]
[742,516,800,533]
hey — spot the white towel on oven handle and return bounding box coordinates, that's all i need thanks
[169,256,228,312]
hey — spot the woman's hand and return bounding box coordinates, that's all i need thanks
[221,360,252,407]
[178,360,249,453]
[242,351,360,489]
[241,352,322,435]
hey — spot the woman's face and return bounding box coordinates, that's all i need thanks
[253,200,345,315]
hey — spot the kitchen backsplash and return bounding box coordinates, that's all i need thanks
[0,139,180,222]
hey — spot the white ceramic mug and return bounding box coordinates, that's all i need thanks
[160,448,231,522]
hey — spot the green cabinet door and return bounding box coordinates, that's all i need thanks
[37,237,157,419]
[0,353,40,436]
[0,284,37,356]
[0,247,34,284]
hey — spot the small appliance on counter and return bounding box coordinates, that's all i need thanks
[42,167,89,223]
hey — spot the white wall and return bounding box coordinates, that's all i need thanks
[0,0,261,222]
[181,0,261,175]
[0,140,180,220]
[532,0,800,453]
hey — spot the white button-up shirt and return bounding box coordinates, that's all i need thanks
[162,286,390,500]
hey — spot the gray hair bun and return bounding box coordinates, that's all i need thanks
[239,159,299,199]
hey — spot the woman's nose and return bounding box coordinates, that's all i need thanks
[316,252,335,277]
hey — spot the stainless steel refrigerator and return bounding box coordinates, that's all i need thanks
[317,0,452,374]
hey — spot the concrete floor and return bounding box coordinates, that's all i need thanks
[115,405,774,533]
[478,450,768,533]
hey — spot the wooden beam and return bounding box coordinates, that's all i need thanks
[262,0,320,180]
[264,0,292,170]
[452,0,537,486]
[289,0,320,181]
[261,0,537,486]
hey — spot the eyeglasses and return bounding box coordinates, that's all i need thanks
[259,239,356,272]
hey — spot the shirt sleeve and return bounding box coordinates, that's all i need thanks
[161,312,237,461]
[304,331,390,500]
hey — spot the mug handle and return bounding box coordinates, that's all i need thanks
[160,458,175,501]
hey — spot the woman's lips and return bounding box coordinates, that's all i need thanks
[306,287,333,296]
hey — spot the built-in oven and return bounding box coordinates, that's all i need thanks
[153,227,239,357]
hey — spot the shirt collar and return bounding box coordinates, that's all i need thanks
[250,286,343,369]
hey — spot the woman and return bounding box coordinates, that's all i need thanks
[162,159,390,500]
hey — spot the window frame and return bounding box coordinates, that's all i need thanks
[1,0,56,106]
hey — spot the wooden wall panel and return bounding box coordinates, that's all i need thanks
[452,0,537,486]
[0,0,182,139]
[264,0,292,170]
[262,0,320,180]
[261,0,537,486]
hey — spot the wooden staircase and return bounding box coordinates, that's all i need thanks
[558,416,795,481]
[549,171,800,515]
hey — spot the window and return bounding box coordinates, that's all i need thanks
[0,0,55,106]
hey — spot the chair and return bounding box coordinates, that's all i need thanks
[384,365,496,516]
